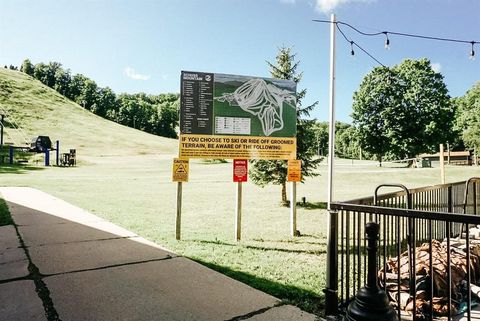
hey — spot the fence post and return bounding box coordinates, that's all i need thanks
[345,222,398,321]
[56,140,59,166]
[45,148,49,166]
[448,185,453,213]
[324,209,338,316]
[473,182,477,215]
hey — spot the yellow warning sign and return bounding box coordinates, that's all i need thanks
[178,134,296,160]
[287,159,301,182]
[172,158,189,182]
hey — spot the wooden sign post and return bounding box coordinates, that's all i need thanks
[172,158,189,240]
[287,160,301,237]
[233,159,248,241]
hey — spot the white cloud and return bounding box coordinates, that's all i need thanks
[124,67,151,81]
[315,0,374,13]
[431,62,442,73]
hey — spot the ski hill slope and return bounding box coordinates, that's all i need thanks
[0,68,178,158]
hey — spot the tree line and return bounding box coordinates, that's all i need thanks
[313,121,370,160]
[16,60,179,138]
[8,56,480,168]
[314,59,479,164]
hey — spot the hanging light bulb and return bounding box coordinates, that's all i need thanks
[350,41,355,56]
[384,32,390,50]
[470,41,476,60]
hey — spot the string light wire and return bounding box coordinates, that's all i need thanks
[313,19,479,62]
[314,19,479,45]
[335,23,385,67]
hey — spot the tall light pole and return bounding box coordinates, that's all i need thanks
[325,13,338,316]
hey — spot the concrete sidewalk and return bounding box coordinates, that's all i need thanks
[0,187,320,321]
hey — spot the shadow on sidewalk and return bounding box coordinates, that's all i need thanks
[192,258,325,316]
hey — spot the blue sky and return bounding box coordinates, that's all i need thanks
[0,0,479,122]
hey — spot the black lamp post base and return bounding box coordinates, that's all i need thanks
[344,222,398,321]
[344,286,398,321]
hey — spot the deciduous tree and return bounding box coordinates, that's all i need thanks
[20,59,34,76]
[456,82,480,149]
[352,59,455,165]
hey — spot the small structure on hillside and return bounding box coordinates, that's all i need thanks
[60,149,76,166]
[420,150,473,166]
[30,136,52,153]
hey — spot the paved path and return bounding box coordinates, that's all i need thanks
[0,187,319,321]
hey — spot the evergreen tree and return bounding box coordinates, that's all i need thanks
[250,46,321,204]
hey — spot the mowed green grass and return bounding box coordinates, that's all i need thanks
[1,68,480,315]
[0,198,13,226]
[1,155,479,314]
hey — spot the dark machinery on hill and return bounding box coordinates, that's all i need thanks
[0,112,76,166]
[30,136,52,153]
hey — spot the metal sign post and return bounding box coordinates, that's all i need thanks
[176,182,182,240]
[233,160,248,241]
[290,182,297,237]
[172,158,189,240]
[235,182,242,241]
[287,159,301,237]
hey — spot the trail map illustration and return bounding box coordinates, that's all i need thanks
[215,78,296,136]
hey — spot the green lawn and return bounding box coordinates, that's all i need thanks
[1,156,479,315]
[2,68,480,316]
[0,198,13,226]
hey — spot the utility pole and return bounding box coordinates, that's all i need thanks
[325,13,338,316]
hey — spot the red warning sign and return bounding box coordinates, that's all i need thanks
[233,159,248,182]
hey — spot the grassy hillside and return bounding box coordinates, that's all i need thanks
[0,68,178,158]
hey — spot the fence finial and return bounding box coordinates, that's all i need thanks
[344,222,398,321]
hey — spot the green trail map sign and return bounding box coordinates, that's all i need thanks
[179,71,297,160]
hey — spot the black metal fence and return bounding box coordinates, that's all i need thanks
[326,178,480,320]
